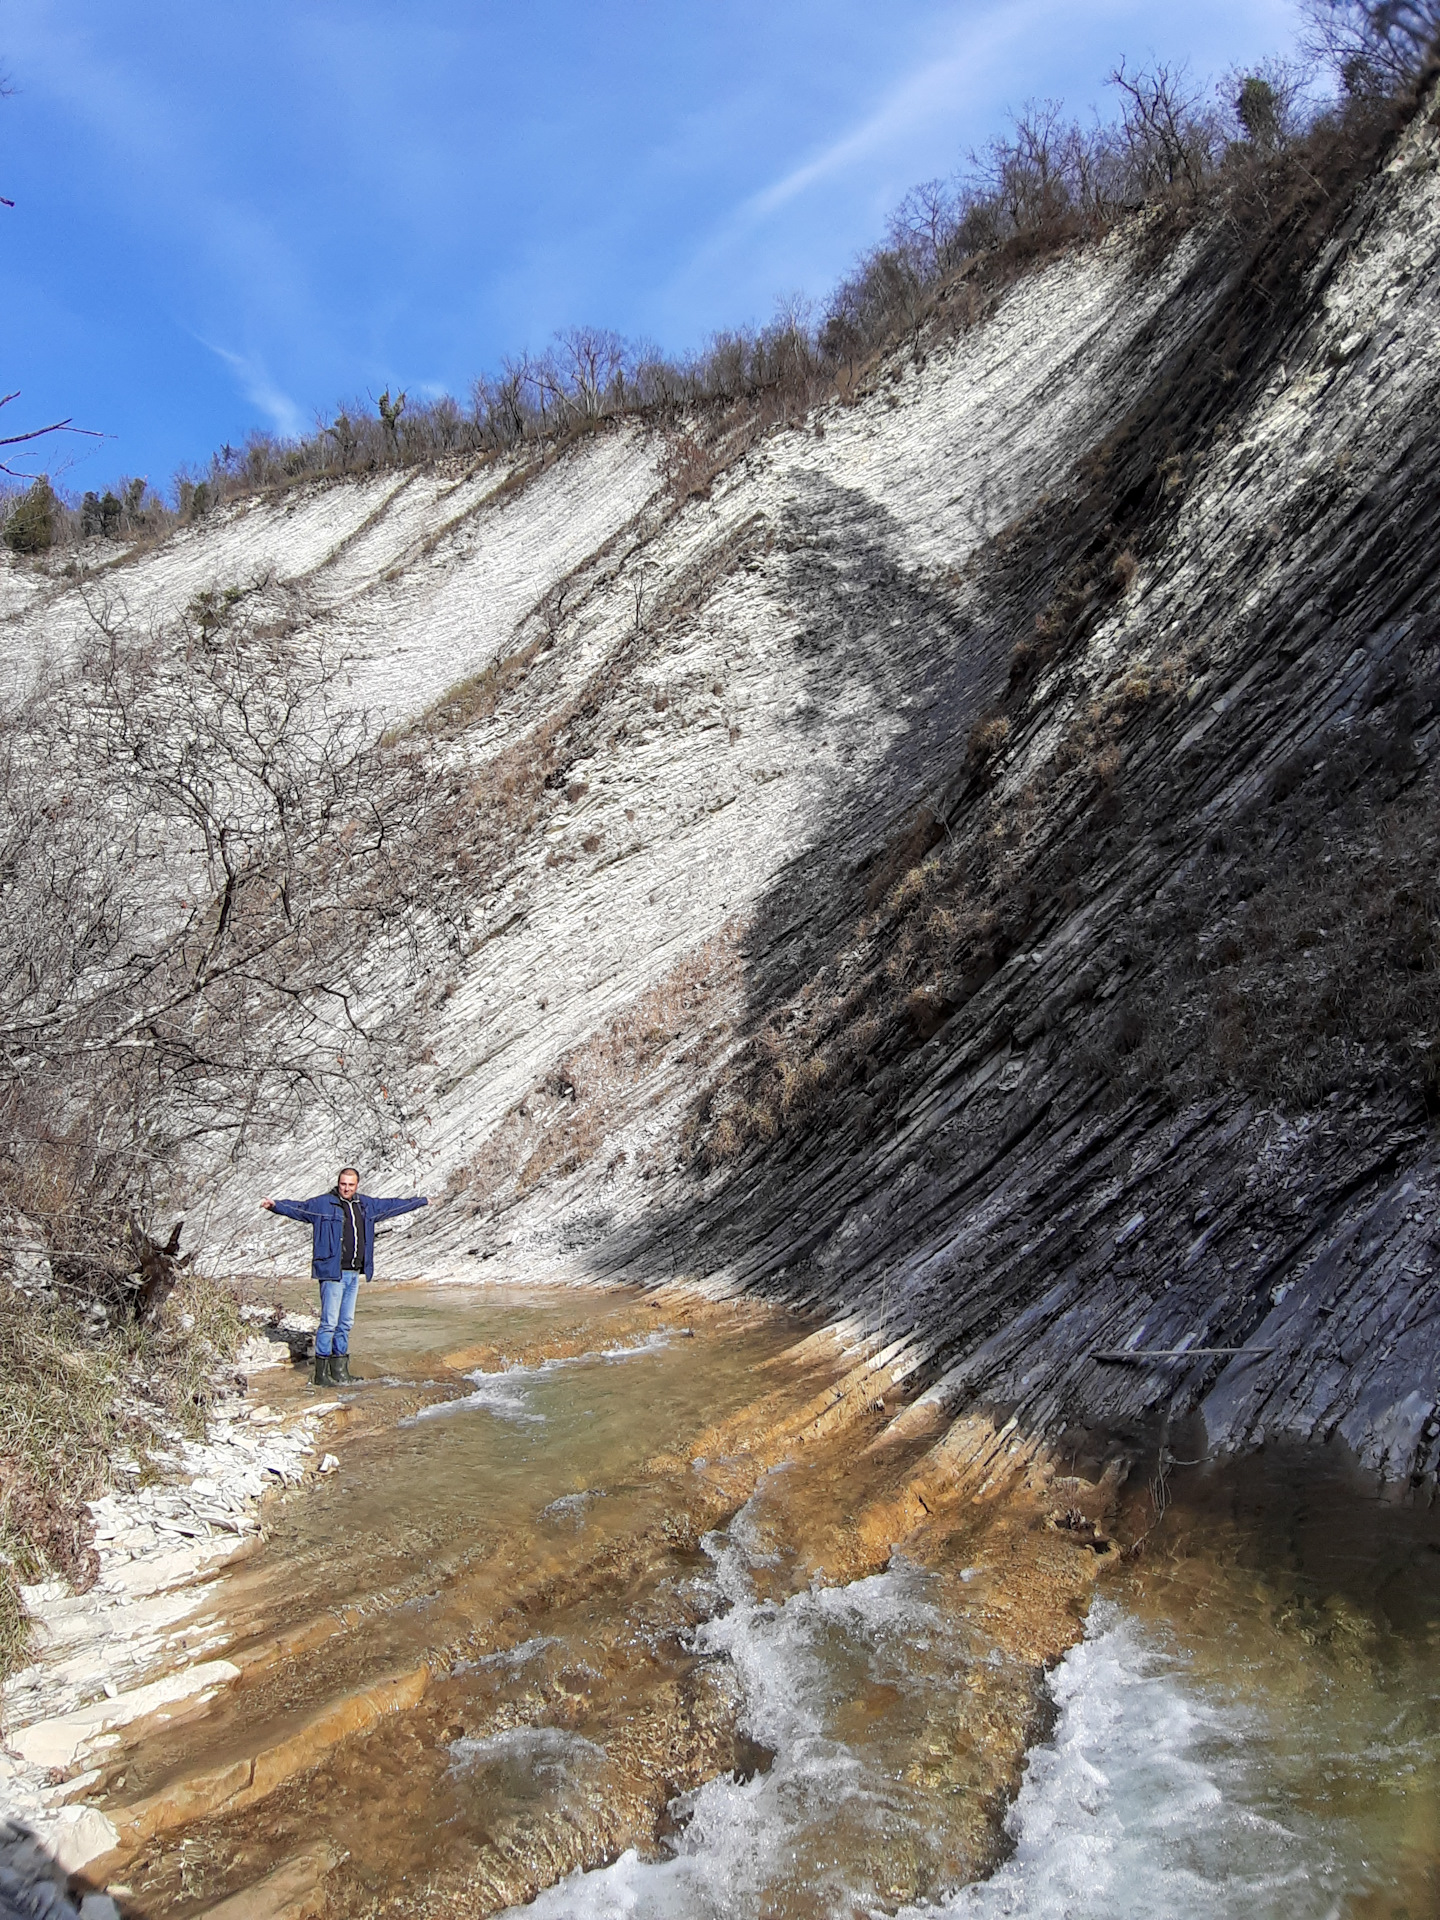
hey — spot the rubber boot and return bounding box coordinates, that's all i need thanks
[332,1352,361,1384]
[311,1352,333,1387]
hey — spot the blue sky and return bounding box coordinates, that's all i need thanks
[2,0,1302,496]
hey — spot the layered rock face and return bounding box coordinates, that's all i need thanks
[5,93,1439,1479]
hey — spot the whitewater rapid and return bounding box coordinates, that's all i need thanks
[501,1546,1364,1919]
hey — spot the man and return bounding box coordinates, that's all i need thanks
[261,1168,428,1386]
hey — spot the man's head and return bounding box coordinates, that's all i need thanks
[337,1167,360,1199]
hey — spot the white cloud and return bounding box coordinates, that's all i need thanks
[741,0,1051,222]
[203,344,306,440]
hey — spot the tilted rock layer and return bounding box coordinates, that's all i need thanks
[6,92,1440,1481]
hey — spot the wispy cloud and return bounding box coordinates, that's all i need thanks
[742,0,1051,222]
[656,0,1063,327]
[203,344,306,439]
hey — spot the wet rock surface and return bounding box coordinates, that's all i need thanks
[0,1288,1121,1918]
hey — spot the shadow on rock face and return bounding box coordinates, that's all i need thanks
[592,141,1440,1485]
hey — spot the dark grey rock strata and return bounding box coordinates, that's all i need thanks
[598,91,1440,1484]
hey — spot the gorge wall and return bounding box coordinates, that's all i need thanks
[5,88,1440,1484]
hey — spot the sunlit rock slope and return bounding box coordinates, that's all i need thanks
[7,91,1440,1481]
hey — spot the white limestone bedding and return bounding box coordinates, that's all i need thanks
[4,126,1437,1299]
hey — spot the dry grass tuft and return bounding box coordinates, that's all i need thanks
[0,1563,28,1684]
[966,712,1012,770]
[0,1289,119,1592]
[660,429,726,502]
[400,636,545,744]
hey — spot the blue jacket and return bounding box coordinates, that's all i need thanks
[269,1190,428,1281]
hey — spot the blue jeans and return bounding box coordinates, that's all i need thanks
[316,1271,362,1356]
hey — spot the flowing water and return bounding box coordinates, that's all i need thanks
[93,1284,1440,1919]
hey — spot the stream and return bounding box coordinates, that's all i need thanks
[59,1282,1440,1918]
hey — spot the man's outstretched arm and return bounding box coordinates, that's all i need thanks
[364,1195,430,1221]
[261,1196,325,1221]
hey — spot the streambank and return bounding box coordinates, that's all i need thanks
[0,1307,331,1885]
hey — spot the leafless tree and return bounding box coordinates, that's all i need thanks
[472,357,534,447]
[972,100,1078,232]
[1109,59,1222,195]
[554,327,629,420]
[0,390,103,481]
[823,249,925,367]
[886,180,960,280]
[1302,0,1440,90]
[0,587,422,1271]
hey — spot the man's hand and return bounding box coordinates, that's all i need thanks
[260,1198,276,1211]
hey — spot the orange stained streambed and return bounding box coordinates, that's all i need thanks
[66,1280,1440,1920]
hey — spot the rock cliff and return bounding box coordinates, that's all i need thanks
[5,87,1440,1481]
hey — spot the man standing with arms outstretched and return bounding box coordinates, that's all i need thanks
[261,1167,428,1386]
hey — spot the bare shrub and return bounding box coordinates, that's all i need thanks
[660,429,722,502]
[406,637,545,742]
[0,587,423,1285]
[1302,0,1440,93]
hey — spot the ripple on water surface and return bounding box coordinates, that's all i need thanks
[408,1329,673,1426]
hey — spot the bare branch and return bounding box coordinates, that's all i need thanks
[0,391,106,479]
